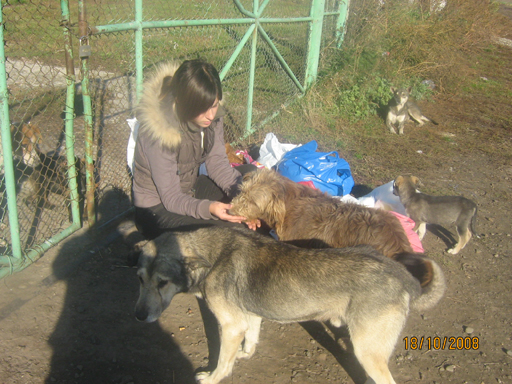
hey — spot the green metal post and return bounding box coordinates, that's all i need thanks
[61,0,81,229]
[134,0,144,102]
[336,0,350,48]
[304,0,326,89]
[78,0,96,226]
[0,3,23,263]
[245,17,258,137]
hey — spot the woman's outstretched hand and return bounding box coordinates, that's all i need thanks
[210,202,246,223]
[209,202,261,231]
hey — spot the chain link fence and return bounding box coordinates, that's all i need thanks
[0,0,349,277]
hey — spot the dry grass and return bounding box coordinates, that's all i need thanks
[341,0,510,91]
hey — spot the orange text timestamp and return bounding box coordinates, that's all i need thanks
[403,336,479,350]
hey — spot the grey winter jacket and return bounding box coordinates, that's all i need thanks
[132,62,242,220]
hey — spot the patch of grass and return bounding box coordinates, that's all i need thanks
[258,0,512,187]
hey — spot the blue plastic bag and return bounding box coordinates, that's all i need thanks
[275,140,354,196]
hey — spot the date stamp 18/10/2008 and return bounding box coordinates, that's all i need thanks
[403,336,479,350]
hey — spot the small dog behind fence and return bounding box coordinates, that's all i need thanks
[1,122,89,233]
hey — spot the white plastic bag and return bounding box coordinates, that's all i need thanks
[360,180,407,215]
[257,132,299,169]
[126,117,139,175]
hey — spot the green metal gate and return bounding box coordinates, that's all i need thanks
[0,0,349,278]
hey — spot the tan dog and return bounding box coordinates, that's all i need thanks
[11,122,43,167]
[230,169,437,287]
[393,175,478,254]
[136,227,445,384]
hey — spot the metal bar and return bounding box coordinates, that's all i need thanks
[304,0,326,89]
[61,0,81,228]
[233,0,257,18]
[78,0,96,227]
[0,5,23,261]
[256,0,272,17]
[257,24,305,93]
[245,24,258,137]
[92,17,313,35]
[219,24,256,81]
[336,0,350,48]
[0,222,81,278]
[134,0,144,102]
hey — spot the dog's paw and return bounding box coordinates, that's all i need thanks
[447,248,459,255]
[236,348,255,359]
[195,371,212,384]
[236,342,256,359]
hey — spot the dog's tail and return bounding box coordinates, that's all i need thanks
[395,253,446,311]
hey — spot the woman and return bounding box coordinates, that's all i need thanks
[132,59,258,239]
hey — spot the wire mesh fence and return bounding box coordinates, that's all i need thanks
[0,0,349,277]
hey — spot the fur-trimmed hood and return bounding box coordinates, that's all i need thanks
[136,62,183,150]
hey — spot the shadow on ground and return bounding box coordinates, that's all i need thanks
[44,191,197,384]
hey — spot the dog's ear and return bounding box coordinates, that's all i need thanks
[136,240,158,268]
[141,240,157,258]
[392,176,403,196]
[411,176,422,187]
[242,170,256,182]
[184,256,212,271]
[407,86,412,93]
[390,86,396,93]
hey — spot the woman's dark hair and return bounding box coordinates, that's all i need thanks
[160,59,222,122]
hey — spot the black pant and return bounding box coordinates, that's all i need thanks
[135,164,256,239]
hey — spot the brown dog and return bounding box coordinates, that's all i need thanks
[230,169,437,287]
[393,175,478,254]
[11,122,43,167]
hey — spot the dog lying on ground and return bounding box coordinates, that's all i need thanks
[393,175,478,254]
[229,168,436,287]
[135,226,445,384]
[386,87,438,135]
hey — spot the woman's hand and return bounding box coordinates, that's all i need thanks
[244,219,261,231]
[209,202,246,223]
[209,202,261,231]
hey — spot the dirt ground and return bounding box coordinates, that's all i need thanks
[1,13,512,384]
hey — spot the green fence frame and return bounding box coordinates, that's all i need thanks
[90,0,350,134]
[0,0,350,278]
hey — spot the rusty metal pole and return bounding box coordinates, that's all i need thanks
[61,0,82,229]
[78,0,96,227]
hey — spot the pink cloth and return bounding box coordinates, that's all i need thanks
[389,211,424,253]
[297,180,317,190]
